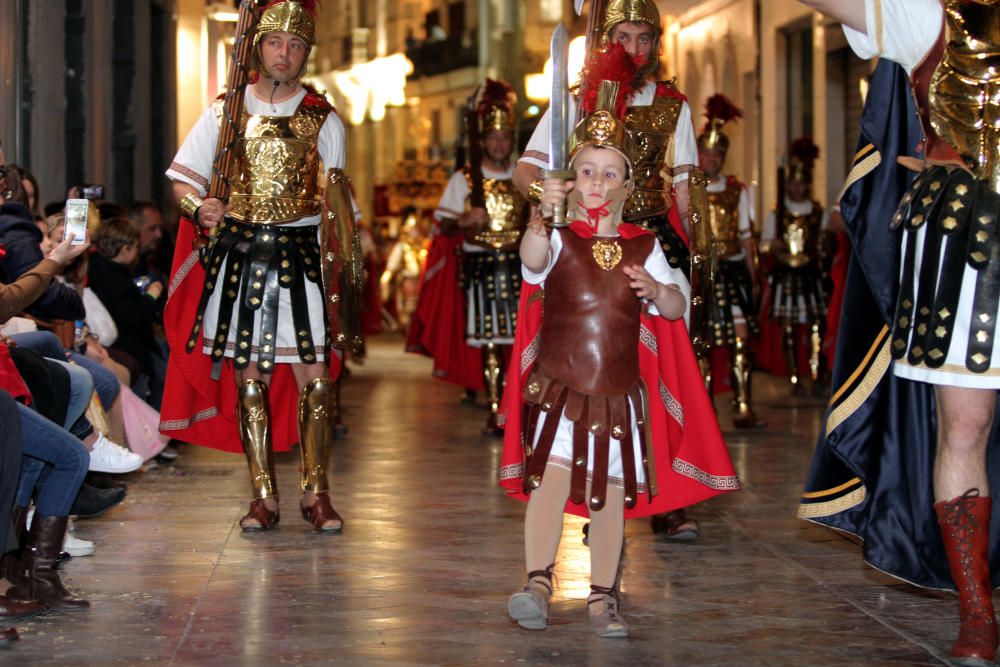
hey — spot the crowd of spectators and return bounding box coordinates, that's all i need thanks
[0,143,178,645]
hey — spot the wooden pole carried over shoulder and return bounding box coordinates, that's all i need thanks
[209,1,266,202]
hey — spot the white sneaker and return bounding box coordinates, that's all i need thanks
[27,511,97,557]
[64,518,95,557]
[88,434,143,473]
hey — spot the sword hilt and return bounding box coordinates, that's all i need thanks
[541,168,575,228]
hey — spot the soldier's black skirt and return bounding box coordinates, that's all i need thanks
[708,258,759,346]
[769,264,825,325]
[186,220,328,373]
[632,212,690,277]
[461,248,521,344]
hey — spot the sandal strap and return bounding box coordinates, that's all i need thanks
[242,498,279,530]
[301,493,343,532]
[526,563,556,593]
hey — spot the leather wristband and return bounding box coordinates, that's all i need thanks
[179,193,204,224]
[527,179,544,205]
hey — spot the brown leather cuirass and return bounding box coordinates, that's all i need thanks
[537,231,654,396]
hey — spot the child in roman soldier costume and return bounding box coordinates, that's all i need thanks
[162,0,361,534]
[761,137,829,393]
[698,94,765,428]
[499,70,739,638]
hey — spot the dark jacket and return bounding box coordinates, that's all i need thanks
[87,252,163,374]
[0,202,84,322]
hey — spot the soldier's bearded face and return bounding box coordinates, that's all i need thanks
[610,22,655,62]
[260,31,309,82]
[483,130,514,164]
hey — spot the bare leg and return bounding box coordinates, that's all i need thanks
[934,385,995,502]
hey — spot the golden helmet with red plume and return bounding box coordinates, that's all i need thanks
[253,0,319,78]
[698,94,742,153]
[477,79,517,133]
[569,44,638,177]
[787,137,820,184]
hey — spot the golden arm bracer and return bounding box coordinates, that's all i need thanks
[686,168,716,360]
[320,168,364,355]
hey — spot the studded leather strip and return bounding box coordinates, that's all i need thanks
[187,223,241,353]
[922,172,975,368]
[906,175,949,367]
[619,400,638,510]
[570,417,588,505]
[967,242,1000,372]
[256,239,282,373]
[523,383,568,494]
[211,240,249,364]
[590,429,611,512]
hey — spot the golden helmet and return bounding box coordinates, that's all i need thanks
[252,0,318,78]
[476,79,517,133]
[568,80,635,178]
[602,0,662,39]
[786,137,820,184]
[697,94,743,153]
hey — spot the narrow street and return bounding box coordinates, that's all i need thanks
[10,336,954,666]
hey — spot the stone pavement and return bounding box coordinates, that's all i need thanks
[4,336,966,665]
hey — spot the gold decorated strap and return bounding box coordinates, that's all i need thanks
[179,193,204,221]
[527,179,544,205]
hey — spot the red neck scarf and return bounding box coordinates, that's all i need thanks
[572,199,612,231]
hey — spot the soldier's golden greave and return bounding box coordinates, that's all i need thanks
[699,354,713,395]
[237,378,277,500]
[809,320,822,383]
[783,322,800,386]
[483,343,503,415]
[730,337,753,416]
[298,377,334,494]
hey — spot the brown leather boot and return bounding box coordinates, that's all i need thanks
[0,594,43,620]
[0,506,27,582]
[8,515,89,612]
[935,491,998,666]
[0,626,16,645]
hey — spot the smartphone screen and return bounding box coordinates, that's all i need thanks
[63,198,89,246]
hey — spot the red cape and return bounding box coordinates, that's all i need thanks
[404,234,483,391]
[159,219,342,454]
[499,224,740,519]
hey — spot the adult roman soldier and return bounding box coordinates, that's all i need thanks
[698,94,764,428]
[161,0,361,534]
[514,0,699,277]
[797,1,1000,664]
[433,80,529,434]
[761,137,828,393]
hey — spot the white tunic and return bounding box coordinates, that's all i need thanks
[843,0,1000,388]
[524,228,690,486]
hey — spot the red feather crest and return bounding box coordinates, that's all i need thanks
[790,136,820,166]
[703,94,741,127]
[477,79,516,117]
[579,43,638,118]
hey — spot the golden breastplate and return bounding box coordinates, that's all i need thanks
[401,240,425,278]
[777,204,822,268]
[929,0,1000,192]
[707,180,743,257]
[623,87,683,221]
[464,172,529,250]
[220,98,331,224]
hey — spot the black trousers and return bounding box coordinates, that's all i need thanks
[0,389,22,555]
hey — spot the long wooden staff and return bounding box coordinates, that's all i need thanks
[204,1,265,238]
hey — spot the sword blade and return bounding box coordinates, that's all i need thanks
[548,23,570,172]
[574,0,585,15]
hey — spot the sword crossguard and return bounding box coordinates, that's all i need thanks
[540,168,576,228]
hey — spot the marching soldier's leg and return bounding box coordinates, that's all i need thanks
[298,377,344,533]
[783,321,802,393]
[482,342,504,435]
[237,378,279,531]
[731,337,765,429]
